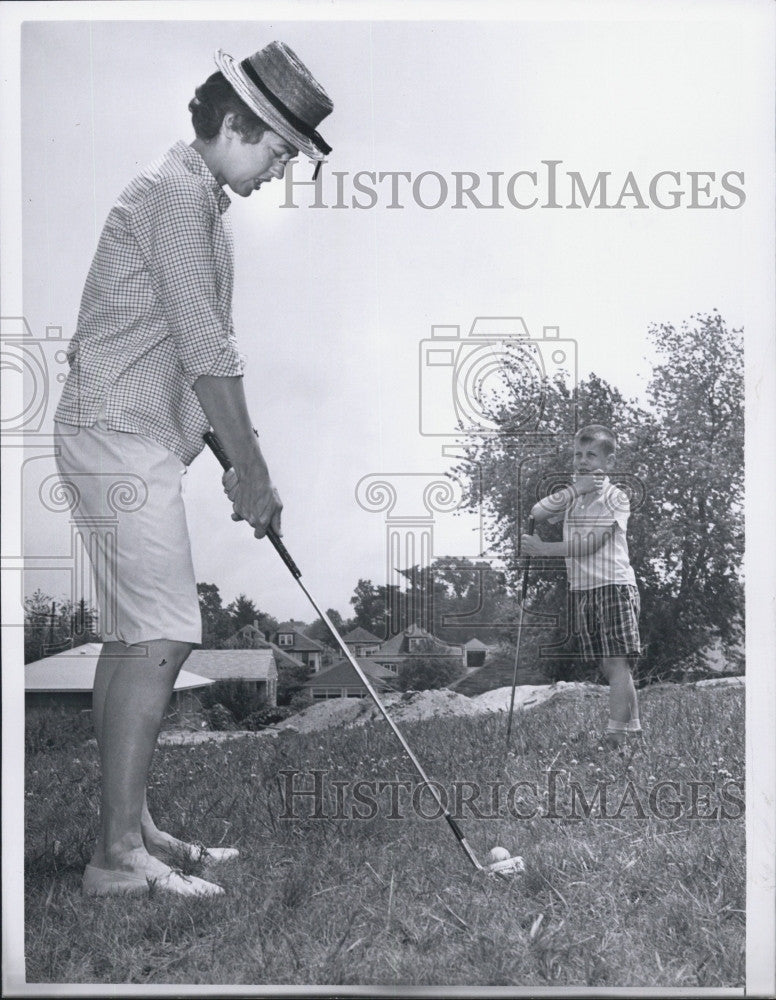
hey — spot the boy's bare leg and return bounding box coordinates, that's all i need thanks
[90,639,192,874]
[599,656,639,746]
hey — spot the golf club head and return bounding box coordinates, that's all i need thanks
[485,855,526,877]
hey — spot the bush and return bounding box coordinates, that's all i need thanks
[397,655,464,691]
[199,680,266,722]
[243,706,295,730]
[204,703,235,731]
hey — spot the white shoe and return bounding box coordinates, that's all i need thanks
[201,847,239,864]
[148,842,240,865]
[83,863,224,897]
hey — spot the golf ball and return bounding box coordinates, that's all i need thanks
[487,846,510,864]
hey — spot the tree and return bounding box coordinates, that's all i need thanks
[225,594,278,638]
[639,312,744,673]
[397,640,465,691]
[24,590,99,663]
[449,312,744,681]
[197,582,233,649]
[304,609,349,648]
[396,557,518,645]
[276,659,314,706]
[349,579,401,639]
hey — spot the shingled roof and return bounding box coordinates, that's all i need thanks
[186,649,277,682]
[303,657,397,691]
[342,627,383,644]
[376,623,461,658]
[273,625,326,653]
[222,625,306,669]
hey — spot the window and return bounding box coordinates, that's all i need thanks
[278,633,293,647]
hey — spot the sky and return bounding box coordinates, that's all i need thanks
[4,4,773,630]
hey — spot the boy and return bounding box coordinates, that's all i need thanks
[521,424,642,748]
[53,42,333,897]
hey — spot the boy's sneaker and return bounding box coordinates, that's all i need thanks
[604,731,627,750]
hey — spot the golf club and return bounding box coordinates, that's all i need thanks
[205,430,524,878]
[505,515,534,752]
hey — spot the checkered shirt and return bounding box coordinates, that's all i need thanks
[54,141,245,465]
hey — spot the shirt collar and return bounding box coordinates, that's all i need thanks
[170,140,231,214]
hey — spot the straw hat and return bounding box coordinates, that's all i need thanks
[215,42,333,162]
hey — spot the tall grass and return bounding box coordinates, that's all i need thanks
[24,684,744,987]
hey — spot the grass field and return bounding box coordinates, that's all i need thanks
[24,682,744,989]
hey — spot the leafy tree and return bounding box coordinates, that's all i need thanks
[397,640,465,691]
[276,659,313,706]
[349,579,402,639]
[449,312,744,681]
[639,312,744,673]
[197,582,233,649]
[304,609,349,647]
[225,593,278,637]
[24,590,99,663]
[396,557,518,645]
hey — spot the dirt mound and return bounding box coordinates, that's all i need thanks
[472,681,605,714]
[278,687,482,734]
[277,681,607,735]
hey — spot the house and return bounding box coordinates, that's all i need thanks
[223,624,308,670]
[342,626,383,658]
[187,649,278,707]
[303,658,398,701]
[464,637,489,668]
[369,623,465,675]
[25,643,213,713]
[271,622,325,673]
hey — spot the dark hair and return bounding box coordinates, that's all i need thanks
[575,423,617,456]
[189,71,269,143]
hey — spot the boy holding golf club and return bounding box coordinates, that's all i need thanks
[53,42,333,897]
[521,424,642,748]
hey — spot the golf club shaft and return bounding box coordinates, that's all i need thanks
[205,431,483,872]
[505,516,534,749]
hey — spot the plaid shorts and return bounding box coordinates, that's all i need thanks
[570,584,641,661]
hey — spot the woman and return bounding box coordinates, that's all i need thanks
[54,42,333,897]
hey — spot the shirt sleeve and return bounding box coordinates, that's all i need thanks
[129,175,245,385]
[605,486,631,532]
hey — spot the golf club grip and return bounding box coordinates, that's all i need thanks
[203,431,302,580]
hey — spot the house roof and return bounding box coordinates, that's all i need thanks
[464,638,489,650]
[273,627,325,653]
[377,623,461,657]
[342,627,383,644]
[222,626,305,669]
[303,657,396,690]
[276,620,309,633]
[186,649,278,682]
[25,644,213,693]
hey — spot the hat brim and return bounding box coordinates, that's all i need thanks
[215,49,328,161]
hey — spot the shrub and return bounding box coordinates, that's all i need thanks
[243,706,295,730]
[397,655,464,691]
[204,702,235,731]
[199,680,266,722]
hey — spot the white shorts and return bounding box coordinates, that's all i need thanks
[53,419,202,646]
